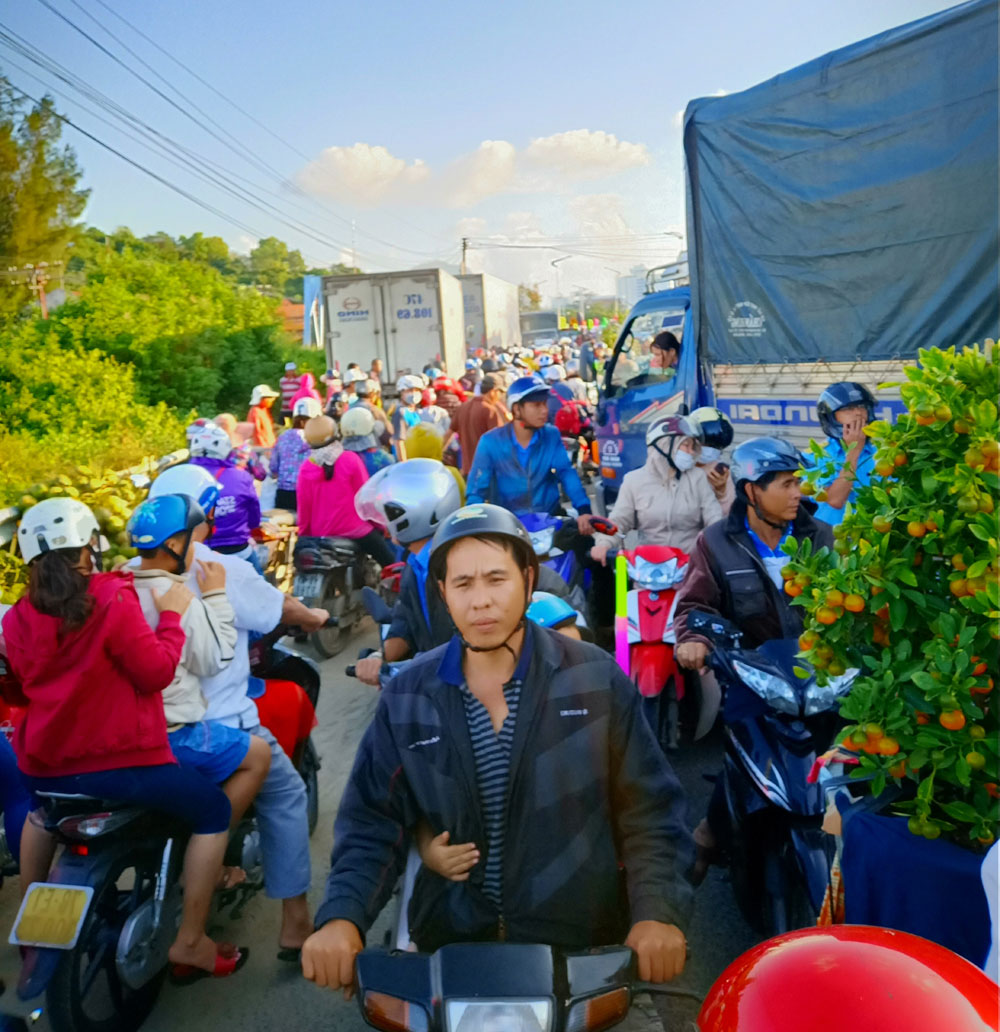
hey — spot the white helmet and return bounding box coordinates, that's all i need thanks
[343,368,367,385]
[355,458,461,545]
[188,422,233,459]
[565,358,580,376]
[249,383,279,406]
[396,374,424,393]
[558,337,573,347]
[646,414,701,448]
[292,397,322,419]
[149,464,223,512]
[537,353,554,368]
[17,498,100,564]
[543,364,566,382]
[340,406,376,439]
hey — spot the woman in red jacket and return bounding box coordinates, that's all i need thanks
[2,499,247,981]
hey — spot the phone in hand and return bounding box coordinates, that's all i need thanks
[715,462,729,474]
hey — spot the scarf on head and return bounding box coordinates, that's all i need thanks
[310,441,344,479]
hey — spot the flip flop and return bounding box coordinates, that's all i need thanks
[276,947,302,964]
[170,943,249,986]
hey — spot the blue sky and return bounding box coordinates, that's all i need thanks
[3,0,955,296]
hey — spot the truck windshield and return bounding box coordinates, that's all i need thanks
[520,311,559,334]
[606,308,686,394]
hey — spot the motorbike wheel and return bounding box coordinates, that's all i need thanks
[312,573,348,658]
[46,854,164,1032]
[300,738,321,836]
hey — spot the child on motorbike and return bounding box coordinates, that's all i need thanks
[128,495,271,874]
[2,499,248,980]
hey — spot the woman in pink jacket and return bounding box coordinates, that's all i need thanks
[295,416,396,566]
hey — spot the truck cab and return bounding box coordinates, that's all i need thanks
[594,287,712,509]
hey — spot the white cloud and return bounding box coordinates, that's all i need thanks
[296,129,649,209]
[296,142,430,205]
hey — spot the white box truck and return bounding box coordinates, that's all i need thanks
[459,273,521,353]
[322,268,465,380]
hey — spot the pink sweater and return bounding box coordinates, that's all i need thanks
[296,452,376,538]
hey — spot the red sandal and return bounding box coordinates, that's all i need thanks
[169,943,249,986]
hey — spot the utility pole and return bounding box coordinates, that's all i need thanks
[460,237,468,275]
[2,261,62,319]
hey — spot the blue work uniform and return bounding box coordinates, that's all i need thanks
[813,439,876,526]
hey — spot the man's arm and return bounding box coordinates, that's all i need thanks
[607,663,694,935]
[464,434,495,505]
[549,431,592,514]
[673,531,724,670]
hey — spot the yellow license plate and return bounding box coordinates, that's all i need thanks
[9,883,94,949]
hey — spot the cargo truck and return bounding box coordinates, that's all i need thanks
[596,0,997,505]
[321,268,466,381]
[459,273,521,353]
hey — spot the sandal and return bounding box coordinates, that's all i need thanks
[170,943,249,986]
[276,947,302,964]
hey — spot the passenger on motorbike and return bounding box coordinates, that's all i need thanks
[673,437,834,880]
[405,422,466,502]
[465,376,595,535]
[689,406,736,516]
[296,416,396,568]
[215,412,267,482]
[269,397,322,511]
[418,387,452,437]
[128,495,271,853]
[188,422,262,564]
[341,406,395,478]
[563,358,590,403]
[146,463,330,960]
[813,381,878,526]
[3,499,247,978]
[590,416,722,565]
[303,503,693,991]
[248,383,280,448]
[352,378,393,446]
[392,375,425,460]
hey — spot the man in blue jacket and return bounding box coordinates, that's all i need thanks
[302,504,694,992]
[466,376,595,535]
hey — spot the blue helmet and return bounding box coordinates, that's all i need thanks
[731,437,803,488]
[816,382,876,439]
[527,592,578,630]
[507,375,550,406]
[128,494,205,554]
[149,463,222,513]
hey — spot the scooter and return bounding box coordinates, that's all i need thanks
[293,536,380,657]
[612,545,690,751]
[686,610,855,937]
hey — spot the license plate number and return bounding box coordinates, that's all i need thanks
[10,883,94,949]
[294,573,324,598]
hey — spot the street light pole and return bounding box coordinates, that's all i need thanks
[551,255,570,322]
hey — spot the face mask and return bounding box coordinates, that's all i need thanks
[672,450,697,472]
[700,447,721,464]
[404,391,421,406]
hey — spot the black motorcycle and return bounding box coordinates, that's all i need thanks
[293,536,379,657]
[687,610,856,937]
[355,942,695,1032]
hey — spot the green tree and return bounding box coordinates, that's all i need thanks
[250,235,305,296]
[0,80,89,325]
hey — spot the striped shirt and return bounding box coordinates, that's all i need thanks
[460,678,522,908]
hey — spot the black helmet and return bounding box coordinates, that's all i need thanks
[428,503,539,585]
[689,406,734,451]
[731,437,803,488]
[481,358,499,373]
[816,382,876,439]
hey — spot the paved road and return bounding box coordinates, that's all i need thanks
[0,625,762,1032]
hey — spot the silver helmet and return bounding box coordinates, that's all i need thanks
[354,458,461,545]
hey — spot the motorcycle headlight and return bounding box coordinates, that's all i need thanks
[732,660,799,715]
[446,1000,552,1032]
[804,668,860,716]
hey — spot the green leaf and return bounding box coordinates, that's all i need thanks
[970,524,991,542]
[889,597,908,632]
[897,568,918,587]
[871,771,887,797]
[940,801,979,822]
[967,559,990,579]
[911,671,936,691]
[921,470,937,495]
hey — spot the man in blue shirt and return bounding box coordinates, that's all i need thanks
[812,381,878,526]
[466,375,594,535]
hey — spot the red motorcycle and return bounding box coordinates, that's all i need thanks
[617,544,690,751]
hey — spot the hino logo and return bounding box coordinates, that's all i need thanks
[342,296,362,310]
[727,301,766,338]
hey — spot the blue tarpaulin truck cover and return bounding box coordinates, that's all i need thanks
[683,0,998,365]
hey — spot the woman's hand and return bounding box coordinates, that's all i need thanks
[152,581,193,616]
[590,542,610,567]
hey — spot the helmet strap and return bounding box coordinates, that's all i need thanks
[161,529,194,576]
[654,438,681,479]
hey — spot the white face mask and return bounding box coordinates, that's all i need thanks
[700,447,721,464]
[403,391,422,406]
[673,450,697,472]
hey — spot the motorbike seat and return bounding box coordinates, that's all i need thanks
[325,537,360,552]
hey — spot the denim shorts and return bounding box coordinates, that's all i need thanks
[168,720,251,784]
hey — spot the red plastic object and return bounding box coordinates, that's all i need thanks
[254,679,317,761]
[698,925,999,1032]
[629,641,679,699]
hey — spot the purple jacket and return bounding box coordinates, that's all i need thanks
[189,457,261,548]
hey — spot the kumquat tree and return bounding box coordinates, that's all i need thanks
[783,341,999,849]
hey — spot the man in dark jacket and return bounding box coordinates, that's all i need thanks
[303,504,694,991]
[674,436,833,879]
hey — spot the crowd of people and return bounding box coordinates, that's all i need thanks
[0,328,901,1006]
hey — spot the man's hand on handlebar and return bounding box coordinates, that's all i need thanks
[301,919,363,998]
[676,640,710,673]
[281,593,331,633]
[354,653,383,686]
[576,513,595,536]
[625,920,686,982]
